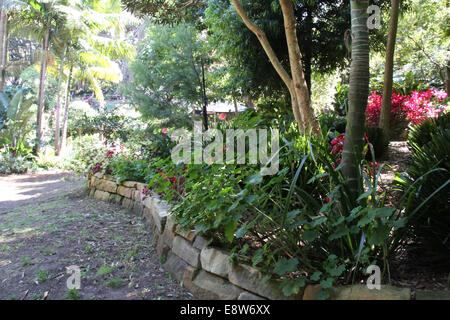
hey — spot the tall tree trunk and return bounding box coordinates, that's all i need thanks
[342,0,370,197]
[447,60,450,95]
[55,49,66,156]
[36,26,50,155]
[231,0,320,135]
[242,95,256,110]
[304,5,313,96]
[0,8,5,92]
[379,0,400,141]
[280,0,320,135]
[59,64,73,155]
[1,20,8,92]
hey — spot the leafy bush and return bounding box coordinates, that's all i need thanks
[318,113,347,134]
[0,88,36,155]
[333,82,349,116]
[0,153,35,174]
[139,112,408,299]
[395,112,450,257]
[60,135,108,173]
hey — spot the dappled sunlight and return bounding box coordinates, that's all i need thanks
[0,0,448,303]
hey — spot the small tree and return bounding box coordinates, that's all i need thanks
[379,0,401,143]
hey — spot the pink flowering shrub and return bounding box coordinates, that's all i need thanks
[366,88,448,128]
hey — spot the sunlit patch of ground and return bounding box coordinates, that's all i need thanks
[0,172,192,300]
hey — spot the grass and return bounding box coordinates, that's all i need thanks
[123,247,139,261]
[66,288,82,300]
[36,269,50,282]
[85,243,94,254]
[96,265,115,278]
[31,292,43,300]
[106,278,125,288]
[21,257,32,267]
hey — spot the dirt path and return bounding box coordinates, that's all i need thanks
[0,172,193,300]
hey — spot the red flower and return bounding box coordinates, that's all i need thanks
[219,113,227,120]
[325,197,331,203]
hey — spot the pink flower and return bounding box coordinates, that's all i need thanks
[219,113,227,120]
[162,128,169,135]
[435,90,448,101]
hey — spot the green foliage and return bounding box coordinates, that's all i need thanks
[66,288,81,300]
[333,82,349,116]
[395,112,450,257]
[60,135,106,173]
[143,112,406,297]
[125,23,207,128]
[318,113,347,134]
[112,158,153,184]
[0,88,36,155]
[0,151,36,174]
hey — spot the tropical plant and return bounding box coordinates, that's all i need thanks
[394,112,450,258]
[0,88,35,155]
[342,0,370,198]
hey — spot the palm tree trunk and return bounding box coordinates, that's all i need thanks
[379,0,400,141]
[36,26,50,155]
[0,8,5,92]
[342,0,370,197]
[59,64,73,155]
[1,21,8,92]
[54,50,66,156]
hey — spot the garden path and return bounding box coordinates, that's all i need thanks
[0,171,192,300]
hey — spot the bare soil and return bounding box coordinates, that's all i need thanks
[0,172,193,300]
[379,142,449,293]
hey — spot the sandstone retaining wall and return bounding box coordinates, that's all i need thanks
[87,172,449,300]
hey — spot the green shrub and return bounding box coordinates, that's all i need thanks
[143,111,408,299]
[333,82,349,116]
[395,112,450,257]
[318,113,347,134]
[0,153,35,174]
[60,135,107,173]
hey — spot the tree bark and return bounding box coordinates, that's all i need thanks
[304,5,313,96]
[242,95,256,110]
[447,60,450,96]
[0,9,5,92]
[279,0,320,136]
[36,26,50,155]
[231,0,321,135]
[342,0,370,197]
[1,20,8,92]
[55,49,66,156]
[59,64,73,155]
[379,0,400,141]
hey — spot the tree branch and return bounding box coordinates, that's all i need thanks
[230,0,293,92]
